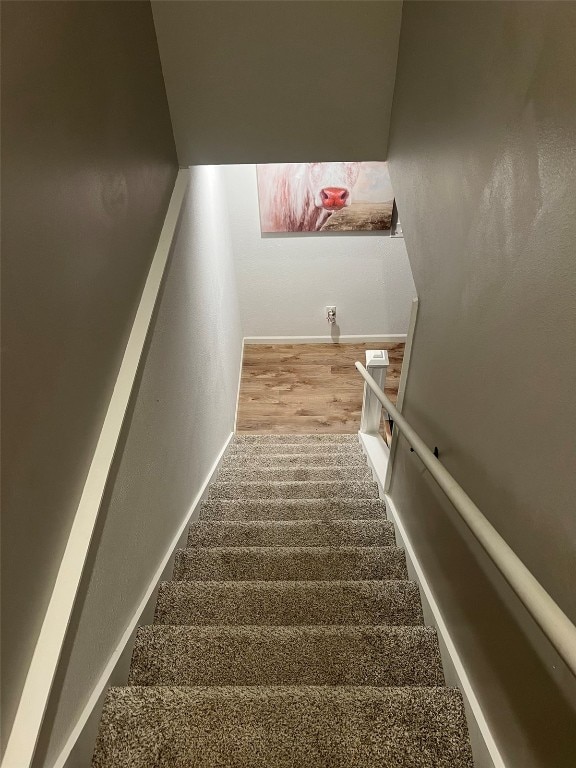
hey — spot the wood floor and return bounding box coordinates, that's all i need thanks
[236,343,405,434]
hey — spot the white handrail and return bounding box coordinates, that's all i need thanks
[356,360,576,678]
[2,170,190,768]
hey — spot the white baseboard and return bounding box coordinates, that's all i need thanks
[384,493,505,768]
[358,431,390,499]
[243,334,408,344]
[52,432,233,768]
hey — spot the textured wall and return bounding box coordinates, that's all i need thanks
[222,165,416,338]
[151,1,403,164]
[33,167,243,766]
[0,1,177,751]
[387,2,576,765]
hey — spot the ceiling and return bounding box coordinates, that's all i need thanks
[151,1,403,165]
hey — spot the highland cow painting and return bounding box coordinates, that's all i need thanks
[256,161,394,233]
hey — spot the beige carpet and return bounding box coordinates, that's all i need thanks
[92,435,473,767]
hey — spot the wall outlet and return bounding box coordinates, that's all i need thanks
[326,306,336,316]
[326,306,336,323]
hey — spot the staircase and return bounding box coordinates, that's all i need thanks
[92,434,473,766]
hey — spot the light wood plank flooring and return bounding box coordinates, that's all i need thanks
[236,343,405,434]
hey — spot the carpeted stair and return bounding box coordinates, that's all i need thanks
[92,434,474,767]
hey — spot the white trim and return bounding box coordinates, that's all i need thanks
[52,432,233,768]
[358,431,389,500]
[393,299,418,413]
[233,338,245,432]
[243,334,408,344]
[384,494,504,768]
[1,170,190,768]
[385,297,418,491]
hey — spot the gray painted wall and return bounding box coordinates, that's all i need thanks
[387,2,576,765]
[220,165,416,338]
[1,1,177,752]
[151,0,402,164]
[33,166,243,766]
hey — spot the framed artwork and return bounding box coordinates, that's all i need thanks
[256,161,394,233]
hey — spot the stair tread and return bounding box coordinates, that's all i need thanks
[93,686,474,768]
[200,498,386,520]
[187,519,395,547]
[229,442,364,455]
[208,480,380,500]
[217,466,372,482]
[155,579,424,626]
[173,546,407,581]
[234,434,359,443]
[222,453,369,467]
[129,625,444,687]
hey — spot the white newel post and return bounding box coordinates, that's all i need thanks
[360,349,389,434]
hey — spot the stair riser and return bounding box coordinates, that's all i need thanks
[200,498,387,521]
[208,481,380,500]
[187,520,395,548]
[173,547,408,581]
[129,626,444,687]
[154,581,424,626]
[217,466,372,483]
[93,687,474,768]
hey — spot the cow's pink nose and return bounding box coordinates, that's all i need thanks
[320,187,349,209]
